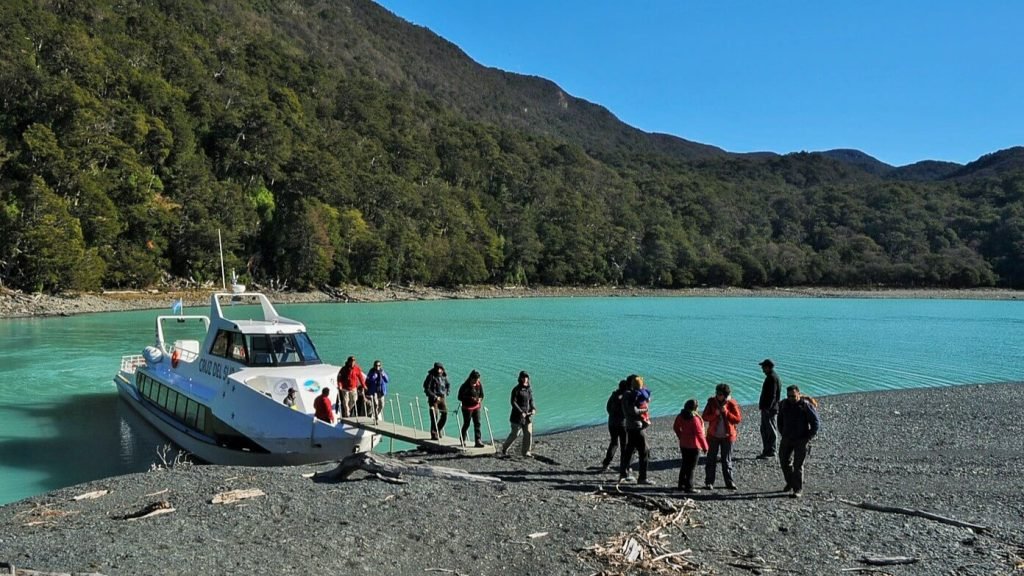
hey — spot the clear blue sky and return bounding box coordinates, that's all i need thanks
[374,1,1021,167]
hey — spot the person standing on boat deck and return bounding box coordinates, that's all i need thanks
[283,388,298,410]
[619,375,653,485]
[600,379,629,471]
[757,358,781,459]
[313,387,335,423]
[423,362,451,440]
[457,370,486,447]
[336,356,365,418]
[673,398,709,493]
[364,360,389,420]
[777,385,820,498]
[501,371,536,457]
[702,383,742,490]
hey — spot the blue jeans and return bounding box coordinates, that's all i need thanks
[704,437,735,487]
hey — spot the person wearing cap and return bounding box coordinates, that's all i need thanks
[283,388,298,410]
[501,371,536,457]
[422,362,451,440]
[757,359,781,459]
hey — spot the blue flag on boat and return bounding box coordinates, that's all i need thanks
[171,298,183,315]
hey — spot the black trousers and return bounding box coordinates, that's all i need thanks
[429,397,448,436]
[678,447,700,490]
[603,423,627,467]
[460,407,481,442]
[779,438,810,491]
[620,428,649,480]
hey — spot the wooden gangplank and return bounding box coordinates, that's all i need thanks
[340,416,496,456]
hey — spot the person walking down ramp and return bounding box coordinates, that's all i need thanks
[601,380,629,471]
[501,371,536,457]
[365,360,389,421]
[702,383,742,490]
[423,362,451,440]
[673,398,708,493]
[458,370,486,447]
[778,385,820,498]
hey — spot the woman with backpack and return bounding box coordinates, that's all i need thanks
[777,385,820,498]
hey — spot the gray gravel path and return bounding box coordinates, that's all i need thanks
[2,382,1022,575]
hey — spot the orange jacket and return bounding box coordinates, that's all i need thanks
[673,412,709,451]
[702,397,742,441]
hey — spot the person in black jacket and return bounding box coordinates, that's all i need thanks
[757,359,782,458]
[501,371,536,457]
[619,375,653,485]
[601,380,630,471]
[777,385,820,498]
[422,362,450,440]
[457,369,486,447]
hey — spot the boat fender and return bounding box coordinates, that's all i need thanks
[143,346,164,366]
[171,349,181,368]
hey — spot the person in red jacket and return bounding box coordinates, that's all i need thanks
[702,383,742,490]
[313,387,335,424]
[673,398,709,493]
[336,356,366,418]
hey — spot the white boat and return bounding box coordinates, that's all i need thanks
[114,291,379,465]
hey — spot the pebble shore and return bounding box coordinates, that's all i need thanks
[0,284,1019,318]
[1,382,1022,575]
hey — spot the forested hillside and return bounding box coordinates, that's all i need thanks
[1,0,1022,293]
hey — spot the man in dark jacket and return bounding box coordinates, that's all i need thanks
[422,362,450,440]
[757,359,781,458]
[501,371,536,457]
[777,385,820,498]
[601,380,629,471]
[619,375,653,485]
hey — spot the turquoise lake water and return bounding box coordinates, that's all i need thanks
[1,296,1022,505]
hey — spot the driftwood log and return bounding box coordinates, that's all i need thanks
[839,499,989,533]
[0,562,108,576]
[314,452,501,483]
[859,555,918,566]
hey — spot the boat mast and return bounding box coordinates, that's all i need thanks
[218,229,226,290]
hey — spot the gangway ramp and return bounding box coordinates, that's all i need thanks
[341,416,496,456]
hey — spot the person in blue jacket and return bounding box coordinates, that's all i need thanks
[365,359,389,421]
[777,385,820,498]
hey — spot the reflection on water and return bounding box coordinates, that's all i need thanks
[1,297,1022,505]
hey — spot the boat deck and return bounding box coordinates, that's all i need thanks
[341,416,497,456]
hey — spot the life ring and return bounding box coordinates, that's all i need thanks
[171,349,181,368]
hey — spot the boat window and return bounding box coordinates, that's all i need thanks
[174,394,188,420]
[294,333,321,364]
[244,333,322,366]
[210,330,230,357]
[156,384,168,407]
[196,405,208,434]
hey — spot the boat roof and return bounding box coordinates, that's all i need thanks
[209,292,306,335]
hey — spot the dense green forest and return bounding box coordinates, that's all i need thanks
[1,0,1022,293]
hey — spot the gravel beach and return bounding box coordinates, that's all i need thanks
[2,382,1022,575]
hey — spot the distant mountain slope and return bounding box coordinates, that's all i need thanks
[268,0,725,161]
[946,147,1024,180]
[888,160,962,181]
[817,149,894,176]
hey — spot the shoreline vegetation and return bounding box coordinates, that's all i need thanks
[1,284,1020,319]
[1,382,1022,574]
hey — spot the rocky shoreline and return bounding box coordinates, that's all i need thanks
[2,382,1022,575]
[1,284,1019,319]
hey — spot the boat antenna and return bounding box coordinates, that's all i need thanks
[218,228,226,290]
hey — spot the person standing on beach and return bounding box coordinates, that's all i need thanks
[457,369,486,447]
[619,375,653,485]
[673,398,709,493]
[336,356,365,418]
[313,387,335,423]
[777,385,820,498]
[423,362,451,440]
[601,379,629,471]
[501,371,536,457]
[757,359,781,459]
[365,360,389,421]
[702,383,742,490]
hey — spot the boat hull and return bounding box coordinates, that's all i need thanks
[115,373,377,466]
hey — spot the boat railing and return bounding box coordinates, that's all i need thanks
[171,345,201,363]
[120,354,147,374]
[380,393,496,451]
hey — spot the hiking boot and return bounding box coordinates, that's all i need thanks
[637,478,655,486]
[790,491,802,499]
[474,441,485,448]
[704,484,714,490]
[780,484,793,492]
[756,453,774,460]
[725,483,738,490]
[430,433,439,440]
[619,475,635,484]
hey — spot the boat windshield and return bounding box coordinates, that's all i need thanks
[245,333,322,367]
